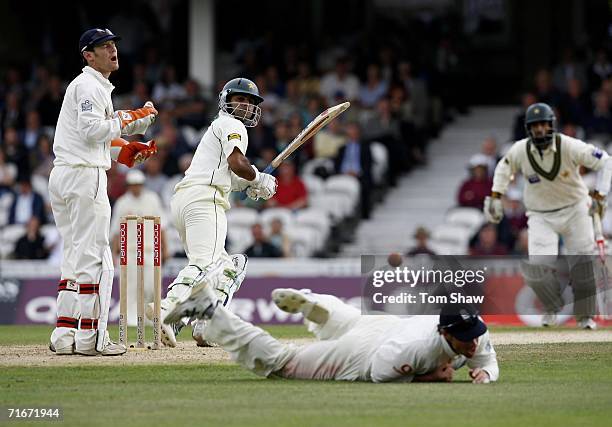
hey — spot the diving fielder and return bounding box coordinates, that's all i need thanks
[150,78,277,347]
[49,28,158,355]
[165,263,499,384]
[484,102,612,329]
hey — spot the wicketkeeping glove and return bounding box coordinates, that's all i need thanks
[483,195,503,224]
[115,101,158,136]
[110,138,158,168]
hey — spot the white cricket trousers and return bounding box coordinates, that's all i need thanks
[48,165,113,351]
[167,185,234,302]
[204,293,394,381]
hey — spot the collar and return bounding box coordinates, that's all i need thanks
[528,136,557,154]
[82,66,115,91]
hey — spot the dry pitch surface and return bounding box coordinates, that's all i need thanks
[2,328,612,367]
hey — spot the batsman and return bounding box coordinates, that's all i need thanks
[149,77,277,347]
[484,102,612,329]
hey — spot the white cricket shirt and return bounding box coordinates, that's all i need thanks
[175,111,248,195]
[53,66,122,169]
[492,134,608,211]
[365,315,499,383]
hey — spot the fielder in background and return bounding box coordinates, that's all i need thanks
[165,263,499,384]
[49,28,158,356]
[150,77,277,347]
[484,102,612,329]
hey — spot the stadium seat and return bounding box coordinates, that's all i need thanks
[444,207,486,234]
[0,192,14,227]
[285,224,319,257]
[301,158,335,178]
[325,175,360,212]
[259,207,294,229]
[431,224,473,252]
[309,194,346,223]
[1,224,26,258]
[227,226,254,254]
[301,174,325,196]
[226,207,259,228]
[295,208,331,241]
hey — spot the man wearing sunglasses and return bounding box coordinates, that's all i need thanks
[164,264,499,384]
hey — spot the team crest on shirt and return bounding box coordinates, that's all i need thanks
[527,174,541,184]
[81,100,93,112]
[592,148,603,159]
[228,133,241,141]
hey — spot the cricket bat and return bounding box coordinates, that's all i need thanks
[593,212,610,318]
[263,101,350,174]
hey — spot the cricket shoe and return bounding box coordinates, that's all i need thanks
[146,301,187,348]
[578,317,597,330]
[164,262,224,324]
[75,331,126,356]
[271,288,329,324]
[192,319,217,347]
[541,312,557,327]
[49,342,75,355]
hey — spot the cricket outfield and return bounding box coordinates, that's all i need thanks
[1,325,611,427]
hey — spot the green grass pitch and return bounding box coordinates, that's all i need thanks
[1,325,612,427]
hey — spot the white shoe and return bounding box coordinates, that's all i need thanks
[541,312,557,327]
[75,332,126,356]
[146,302,184,348]
[191,320,216,347]
[578,317,597,330]
[164,262,224,324]
[271,288,329,324]
[49,342,75,355]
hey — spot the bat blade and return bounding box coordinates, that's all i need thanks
[265,101,350,173]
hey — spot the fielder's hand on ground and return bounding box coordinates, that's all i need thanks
[111,138,158,168]
[589,191,607,218]
[484,195,503,224]
[116,101,158,135]
[434,362,455,382]
[469,368,491,384]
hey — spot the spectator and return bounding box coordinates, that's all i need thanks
[480,137,499,178]
[110,169,168,264]
[470,224,508,256]
[21,110,44,150]
[267,161,308,210]
[320,56,360,105]
[457,154,493,210]
[268,218,291,257]
[512,92,538,141]
[335,122,373,218]
[174,79,208,129]
[359,64,389,109]
[30,134,55,179]
[9,177,46,225]
[294,61,320,100]
[152,65,185,109]
[559,78,590,128]
[512,228,529,256]
[12,217,48,259]
[1,92,25,133]
[107,163,127,206]
[533,69,561,107]
[585,92,612,139]
[245,223,283,258]
[406,226,436,256]
[552,48,587,94]
[397,61,430,136]
[143,152,169,195]
[588,49,612,90]
[36,75,63,127]
[3,127,30,179]
[0,149,17,189]
[313,119,346,159]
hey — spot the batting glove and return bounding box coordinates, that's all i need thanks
[483,195,503,224]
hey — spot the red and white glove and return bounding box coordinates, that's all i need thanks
[110,137,158,168]
[115,101,158,136]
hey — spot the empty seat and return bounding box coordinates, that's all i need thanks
[325,174,360,211]
[444,207,485,234]
[370,141,389,185]
[301,174,325,196]
[431,224,473,250]
[259,207,294,228]
[226,207,259,228]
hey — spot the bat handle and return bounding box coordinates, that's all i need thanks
[263,165,274,174]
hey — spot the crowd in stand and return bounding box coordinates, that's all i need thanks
[0,31,450,260]
[456,48,612,256]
